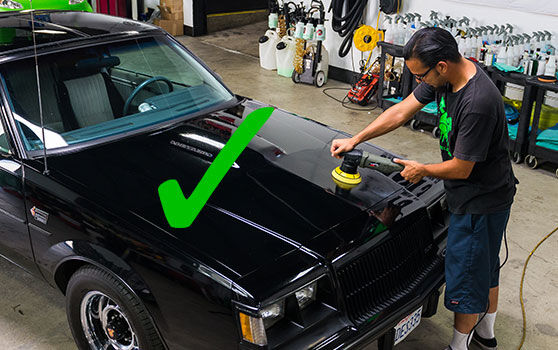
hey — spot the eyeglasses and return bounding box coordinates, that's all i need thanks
[414,66,434,82]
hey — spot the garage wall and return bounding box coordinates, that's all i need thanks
[316,0,558,73]
[184,0,193,27]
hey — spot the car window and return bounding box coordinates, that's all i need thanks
[0,36,234,153]
[0,121,11,155]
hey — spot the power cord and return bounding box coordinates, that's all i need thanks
[322,87,379,111]
[517,224,558,350]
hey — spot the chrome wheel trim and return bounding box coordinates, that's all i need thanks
[80,291,139,350]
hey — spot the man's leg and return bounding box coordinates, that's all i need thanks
[445,213,492,350]
[471,209,510,350]
[452,287,498,348]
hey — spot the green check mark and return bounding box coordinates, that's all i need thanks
[158,107,274,228]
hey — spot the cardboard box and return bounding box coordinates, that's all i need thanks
[160,0,183,12]
[154,19,184,36]
[158,5,184,21]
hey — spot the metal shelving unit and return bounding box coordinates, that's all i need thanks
[524,79,558,177]
[485,66,538,164]
[377,41,439,137]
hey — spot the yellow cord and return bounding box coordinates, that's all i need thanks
[518,224,558,350]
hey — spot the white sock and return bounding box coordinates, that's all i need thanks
[475,311,497,339]
[450,328,472,350]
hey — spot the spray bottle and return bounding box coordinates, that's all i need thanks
[268,0,279,29]
[384,16,394,44]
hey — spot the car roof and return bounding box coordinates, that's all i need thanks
[0,10,163,55]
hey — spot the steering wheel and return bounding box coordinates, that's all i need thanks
[122,76,174,116]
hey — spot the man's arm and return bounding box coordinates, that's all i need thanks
[394,157,475,184]
[331,93,426,158]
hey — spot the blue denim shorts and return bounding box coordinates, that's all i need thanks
[444,209,511,314]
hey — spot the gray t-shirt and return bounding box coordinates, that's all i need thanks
[412,64,516,214]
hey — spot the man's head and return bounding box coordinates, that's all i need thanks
[403,27,462,88]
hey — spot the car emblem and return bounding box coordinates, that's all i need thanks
[30,206,49,225]
[107,327,116,339]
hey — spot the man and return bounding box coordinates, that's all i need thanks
[330,27,516,350]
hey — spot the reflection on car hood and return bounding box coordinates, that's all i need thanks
[47,100,441,277]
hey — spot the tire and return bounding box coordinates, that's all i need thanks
[410,119,421,130]
[525,155,538,169]
[432,126,441,138]
[291,71,301,83]
[512,152,523,164]
[66,266,164,350]
[314,70,326,87]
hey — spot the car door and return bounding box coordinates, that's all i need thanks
[0,114,38,275]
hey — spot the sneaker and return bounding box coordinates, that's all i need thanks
[471,332,498,350]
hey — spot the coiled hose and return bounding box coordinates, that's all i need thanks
[294,40,317,74]
[278,15,287,38]
[330,0,369,57]
[294,38,306,73]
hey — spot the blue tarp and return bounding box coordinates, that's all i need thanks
[536,123,558,151]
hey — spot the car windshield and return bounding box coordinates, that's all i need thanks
[0,35,234,152]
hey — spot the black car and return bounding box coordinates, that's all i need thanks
[0,10,448,350]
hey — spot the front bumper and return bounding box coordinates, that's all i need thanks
[315,278,444,349]
[280,273,445,350]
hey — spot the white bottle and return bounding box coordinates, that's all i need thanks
[513,45,522,67]
[496,46,507,64]
[464,37,472,58]
[537,55,547,75]
[506,44,514,66]
[544,55,557,76]
[384,19,394,43]
[457,37,465,56]
[521,53,530,73]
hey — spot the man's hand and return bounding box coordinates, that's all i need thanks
[393,158,427,184]
[330,138,357,159]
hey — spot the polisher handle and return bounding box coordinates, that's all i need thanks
[359,151,404,175]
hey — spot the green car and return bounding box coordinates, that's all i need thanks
[0,0,92,12]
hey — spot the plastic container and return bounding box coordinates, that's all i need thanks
[544,55,556,76]
[259,29,279,70]
[276,36,296,77]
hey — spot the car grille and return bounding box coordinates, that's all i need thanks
[336,215,442,325]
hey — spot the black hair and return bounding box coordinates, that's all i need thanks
[403,27,461,68]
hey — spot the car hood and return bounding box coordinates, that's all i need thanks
[46,99,439,278]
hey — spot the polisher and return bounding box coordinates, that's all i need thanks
[331,149,404,188]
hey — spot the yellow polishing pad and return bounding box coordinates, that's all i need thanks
[353,25,384,52]
[331,166,362,188]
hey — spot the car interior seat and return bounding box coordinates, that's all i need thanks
[59,55,124,129]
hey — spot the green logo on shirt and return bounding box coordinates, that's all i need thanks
[438,96,452,157]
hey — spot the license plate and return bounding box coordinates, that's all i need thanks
[393,306,422,346]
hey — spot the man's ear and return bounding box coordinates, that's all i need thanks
[437,61,448,74]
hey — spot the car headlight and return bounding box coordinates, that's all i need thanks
[68,0,85,4]
[295,281,317,309]
[260,300,285,328]
[0,0,23,9]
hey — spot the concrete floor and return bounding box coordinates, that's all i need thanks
[1,22,558,350]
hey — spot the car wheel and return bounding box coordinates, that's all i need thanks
[410,119,421,130]
[432,126,441,138]
[66,266,164,350]
[292,71,301,83]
